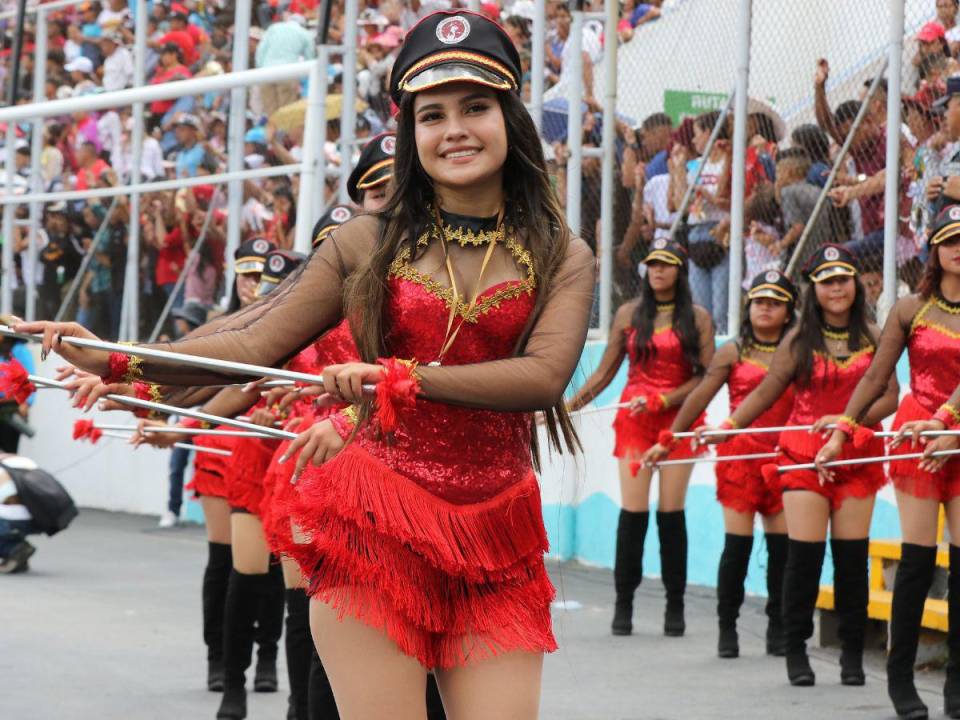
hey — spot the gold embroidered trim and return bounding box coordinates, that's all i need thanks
[440,222,504,247]
[822,328,850,342]
[148,384,163,404]
[341,405,359,426]
[913,318,960,341]
[388,230,536,323]
[814,346,874,370]
[655,302,675,314]
[909,297,936,336]
[739,356,771,372]
[935,295,960,315]
[399,50,516,90]
[939,403,960,425]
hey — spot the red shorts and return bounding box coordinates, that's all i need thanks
[715,432,783,516]
[225,436,281,514]
[772,427,887,510]
[889,394,960,502]
[185,432,235,499]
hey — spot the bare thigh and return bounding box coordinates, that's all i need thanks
[657,464,692,511]
[897,490,940,547]
[723,507,755,536]
[201,495,231,544]
[231,513,271,574]
[761,511,787,535]
[281,557,306,590]
[310,597,428,720]
[782,491,831,542]
[435,647,543,720]
[830,494,876,539]
[619,457,652,512]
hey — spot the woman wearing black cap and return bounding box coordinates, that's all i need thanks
[32,10,594,717]
[643,270,797,660]
[815,206,960,719]
[698,243,898,689]
[568,237,714,639]
[347,132,396,211]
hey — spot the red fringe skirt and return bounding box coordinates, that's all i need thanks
[225,436,282,514]
[613,406,706,460]
[284,443,557,669]
[715,432,783,516]
[890,394,960,502]
[772,427,887,510]
[185,432,235,499]
[260,414,316,561]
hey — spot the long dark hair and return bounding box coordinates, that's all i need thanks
[737,298,796,353]
[631,265,703,374]
[917,240,953,298]
[790,277,874,385]
[343,88,578,466]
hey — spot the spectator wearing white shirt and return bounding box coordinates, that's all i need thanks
[111,116,164,181]
[99,31,134,92]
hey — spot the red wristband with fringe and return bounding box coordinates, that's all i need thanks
[374,358,420,434]
[330,406,359,441]
[102,350,143,384]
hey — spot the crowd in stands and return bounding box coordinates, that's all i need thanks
[3,0,958,340]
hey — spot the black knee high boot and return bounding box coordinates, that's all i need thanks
[218,570,269,720]
[716,533,753,658]
[658,510,687,637]
[254,559,284,693]
[887,543,935,720]
[611,509,648,636]
[203,542,232,692]
[782,539,826,686]
[831,538,869,686]
[285,589,312,720]
[308,646,339,720]
[764,533,788,656]
[426,673,446,720]
[945,545,960,718]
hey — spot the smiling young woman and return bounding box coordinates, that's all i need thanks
[23,11,595,719]
[698,243,898,689]
[816,205,960,720]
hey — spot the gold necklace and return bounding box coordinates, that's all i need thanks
[655,302,675,313]
[823,327,850,342]
[935,294,960,315]
[440,223,504,248]
[752,340,777,353]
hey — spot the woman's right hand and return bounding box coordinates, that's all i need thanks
[641,443,669,468]
[279,419,345,480]
[132,419,181,449]
[814,431,845,485]
[892,418,946,449]
[63,373,134,412]
[693,425,725,448]
[13,321,109,375]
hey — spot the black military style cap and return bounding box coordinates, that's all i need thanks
[347,132,396,203]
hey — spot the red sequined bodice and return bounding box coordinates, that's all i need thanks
[728,358,794,428]
[311,320,359,369]
[621,326,693,399]
[788,350,874,425]
[355,274,537,504]
[908,320,960,414]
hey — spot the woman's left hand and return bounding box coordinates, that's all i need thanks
[814,433,845,485]
[919,434,960,473]
[317,363,385,404]
[628,396,646,416]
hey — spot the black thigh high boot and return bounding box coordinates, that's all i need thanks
[611,509,649,636]
[764,533,788,656]
[945,545,960,718]
[658,510,687,637]
[308,646,339,720]
[253,559,285,692]
[218,570,269,720]
[716,533,753,658]
[203,542,232,692]
[285,589,312,720]
[887,543,935,720]
[782,539,826,686]
[425,673,446,720]
[831,538,870,686]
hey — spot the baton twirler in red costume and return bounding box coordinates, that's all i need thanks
[568,236,715,639]
[27,10,595,716]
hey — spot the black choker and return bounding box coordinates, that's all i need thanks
[935,293,960,315]
[655,302,675,313]
[436,207,503,247]
[822,323,849,342]
[750,335,778,353]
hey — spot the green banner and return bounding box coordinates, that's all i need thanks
[662,89,728,125]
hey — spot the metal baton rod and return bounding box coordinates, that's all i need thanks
[97,428,231,457]
[655,451,779,468]
[93,423,271,438]
[778,448,960,472]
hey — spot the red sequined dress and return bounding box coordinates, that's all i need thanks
[715,357,794,516]
[613,327,705,460]
[775,350,887,508]
[889,299,960,500]
[186,424,234,499]
[260,321,358,559]
[115,213,595,670]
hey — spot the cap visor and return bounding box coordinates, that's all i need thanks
[255,277,282,297]
[356,163,393,192]
[933,94,953,112]
[402,62,513,95]
[810,264,857,283]
[747,287,792,303]
[312,225,336,247]
[642,250,683,266]
[234,259,265,274]
[930,221,960,245]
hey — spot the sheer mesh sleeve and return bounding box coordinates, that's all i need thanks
[133,216,379,386]
[566,299,634,412]
[671,340,736,432]
[840,296,919,423]
[729,329,799,428]
[416,238,596,412]
[159,385,222,408]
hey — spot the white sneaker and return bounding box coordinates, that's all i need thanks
[158,511,178,528]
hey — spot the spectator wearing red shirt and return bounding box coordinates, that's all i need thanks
[149,44,192,116]
[151,14,198,68]
[74,142,110,191]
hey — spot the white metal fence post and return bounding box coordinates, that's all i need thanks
[597,0,618,335]
[530,0,545,132]
[565,8,584,239]
[337,0,359,204]
[880,0,905,323]
[727,0,752,337]
[295,56,326,254]
[2,123,16,316]
[26,6,47,321]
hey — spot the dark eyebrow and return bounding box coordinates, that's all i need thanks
[415,91,494,115]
